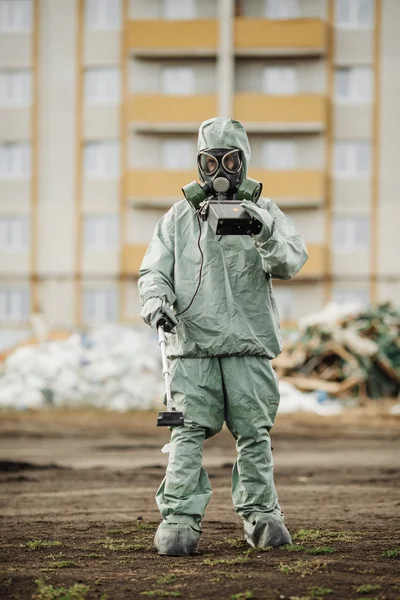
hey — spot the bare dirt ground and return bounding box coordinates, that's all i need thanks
[1,407,400,600]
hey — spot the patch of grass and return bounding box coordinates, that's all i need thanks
[280,544,306,552]
[225,537,247,548]
[83,553,101,559]
[107,528,131,535]
[382,548,400,558]
[231,592,253,600]
[25,540,62,551]
[136,521,156,531]
[278,559,328,576]
[306,547,335,555]
[308,586,333,597]
[356,584,381,594]
[156,575,177,585]
[140,591,182,598]
[293,530,361,543]
[203,556,249,566]
[32,579,89,600]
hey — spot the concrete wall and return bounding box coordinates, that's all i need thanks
[377,0,400,298]
[129,132,197,168]
[0,108,31,140]
[0,34,31,68]
[36,0,77,277]
[249,133,325,169]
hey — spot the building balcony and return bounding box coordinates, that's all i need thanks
[127,169,324,208]
[234,94,327,132]
[127,19,218,56]
[234,18,327,56]
[249,170,325,207]
[295,244,327,279]
[121,243,149,277]
[128,95,217,132]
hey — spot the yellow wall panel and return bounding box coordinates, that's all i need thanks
[235,18,326,49]
[249,170,325,199]
[296,244,327,278]
[121,243,149,276]
[128,170,196,197]
[234,94,326,123]
[129,95,217,123]
[127,20,218,50]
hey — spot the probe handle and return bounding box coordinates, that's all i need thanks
[158,326,173,412]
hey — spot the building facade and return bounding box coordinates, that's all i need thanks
[0,0,398,346]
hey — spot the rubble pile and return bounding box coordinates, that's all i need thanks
[273,302,400,399]
[0,325,163,411]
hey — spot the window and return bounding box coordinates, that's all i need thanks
[334,141,371,177]
[336,0,374,27]
[265,0,299,19]
[0,0,32,32]
[272,288,294,321]
[162,0,196,20]
[333,216,370,253]
[0,143,31,178]
[84,214,119,249]
[161,66,194,96]
[333,289,369,306]
[0,70,31,106]
[85,0,120,30]
[85,68,120,104]
[84,142,120,178]
[0,288,30,321]
[262,140,297,169]
[83,288,118,322]
[263,67,297,95]
[161,139,193,170]
[335,67,372,102]
[0,217,29,251]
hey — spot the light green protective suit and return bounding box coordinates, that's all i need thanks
[139,117,308,532]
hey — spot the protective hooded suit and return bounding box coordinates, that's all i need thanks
[139,117,308,555]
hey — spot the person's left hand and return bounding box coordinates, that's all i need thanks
[241,200,274,243]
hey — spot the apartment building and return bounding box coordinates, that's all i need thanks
[0,0,398,347]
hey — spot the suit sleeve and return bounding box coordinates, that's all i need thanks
[254,199,309,280]
[138,207,176,307]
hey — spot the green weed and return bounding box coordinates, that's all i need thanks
[306,547,335,555]
[356,584,381,594]
[25,540,62,551]
[293,529,361,543]
[50,561,76,569]
[278,559,328,576]
[106,528,131,535]
[280,544,306,552]
[203,556,249,566]
[231,592,253,600]
[308,586,333,597]
[136,521,156,531]
[156,575,177,585]
[382,548,400,558]
[32,579,89,600]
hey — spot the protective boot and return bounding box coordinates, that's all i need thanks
[154,522,201,556]
[244,513,292,548]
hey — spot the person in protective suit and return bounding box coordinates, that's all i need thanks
[139,117,308,556]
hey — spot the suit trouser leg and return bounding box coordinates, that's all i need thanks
[155,357,225,531]
[221,356,282,522]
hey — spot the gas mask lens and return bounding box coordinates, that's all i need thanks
[221,149,242,173]
[198,149,242,176]
[198,153,219,175]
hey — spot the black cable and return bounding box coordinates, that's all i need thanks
[175,212,204,317]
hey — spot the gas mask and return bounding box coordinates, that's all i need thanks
[182,148,263,211]
[197,147,243,198]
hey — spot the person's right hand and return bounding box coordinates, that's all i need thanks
[140,297,178,333]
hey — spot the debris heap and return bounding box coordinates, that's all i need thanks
[272,302,400,399]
